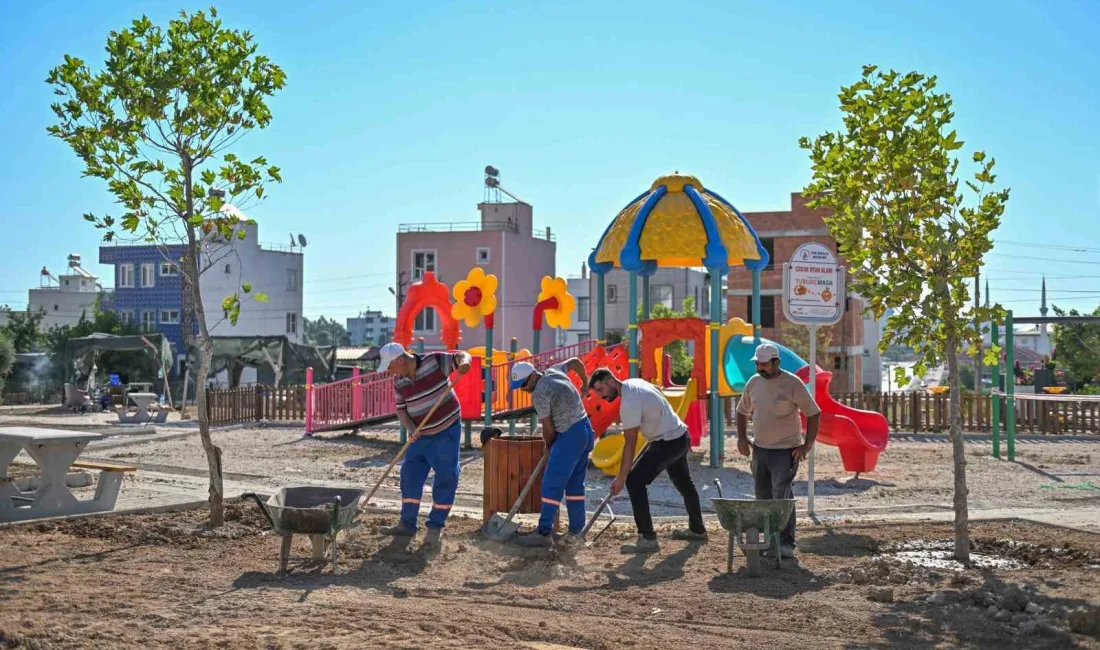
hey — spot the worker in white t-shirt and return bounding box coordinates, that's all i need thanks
[590,369,707,554]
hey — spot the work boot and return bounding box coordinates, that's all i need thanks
[381,521,416,537]
[555,531,586,549]
[423,527,443,547]
[671,528,709,542]
[513,530,553,548]
[620,535,659,554]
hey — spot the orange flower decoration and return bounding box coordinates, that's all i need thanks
[536,276,577,329]
[451,267,499,327]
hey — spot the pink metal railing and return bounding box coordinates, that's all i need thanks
[305,340,603,433]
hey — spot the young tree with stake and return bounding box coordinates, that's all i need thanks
[799,66,1007,562]
[47,7,286,526]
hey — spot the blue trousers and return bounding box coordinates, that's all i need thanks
[538,418,595,535]
[399,420,461,530]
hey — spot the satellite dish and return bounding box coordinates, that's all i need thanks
[297,234,308,247]
[485,165,499,177]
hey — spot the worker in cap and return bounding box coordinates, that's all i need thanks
[376,341,471,547]
[735,342,821,558]
[509,356,594,548]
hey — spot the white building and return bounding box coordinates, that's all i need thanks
[199,207,305,343]
[588,267,711,341]
[861,302,883,391]
[21,254,103,330]
[557,263,591,347]
[347,310,395,346]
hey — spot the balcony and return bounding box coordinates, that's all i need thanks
[398,221,555,242]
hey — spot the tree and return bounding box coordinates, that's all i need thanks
[776,320,834,369]
[1,306,46,353]
[1051,305,1100,388]
[48,8,286,526]
[0,331,15,397]
[304,316,351,347]
[800,66,1008,562]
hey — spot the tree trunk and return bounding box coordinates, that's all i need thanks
[945,329,970,563]
[182,168,224,527]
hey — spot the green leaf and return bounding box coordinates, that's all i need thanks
[254,293,269,303]
[242,282,252,293]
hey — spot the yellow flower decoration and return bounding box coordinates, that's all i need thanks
[451,267,499,327]
[536,276,576,329]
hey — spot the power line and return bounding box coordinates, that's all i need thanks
[989,252,1100,266]
[996,240,1100,254]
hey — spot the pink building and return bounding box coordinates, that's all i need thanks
[395,200,556,352]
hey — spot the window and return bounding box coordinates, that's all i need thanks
[286,312,298,334]
[577,297,590,322]
[287,269,298,292]
[414,307,436,332]
[160,310,180,325]
[64,279,70,287]
[141,263,155,288]
[119,264,135,288]
[80,280,87,288]
[141,311,156,331]
[606,284,618,303]
[745,295,776,328]
[651,285,673,310]
[160,263,179,277]
[224,263,232,275]
[476,247,491,265]
[761,238,775,270]
[412,250,436,280]
[119,311,134,325]
[53,305,59,311]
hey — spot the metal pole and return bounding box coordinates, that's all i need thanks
[1005,310,1015,461]
[709,271,723,468]
[484,323,494,429]
[628,272,638,378]
[751,269,762,345]
[991,321,1001,458]
[807,324,817,516]
[596,273,606,344]
[509,337,518,436]
[642,275,651,320]
[975,273,982,397]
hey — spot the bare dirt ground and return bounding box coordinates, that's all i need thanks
[1,506,1098,650]
[83,425,1100,523]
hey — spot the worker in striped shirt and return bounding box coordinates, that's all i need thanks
[376,342,472,546]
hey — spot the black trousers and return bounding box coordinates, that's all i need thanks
[751,444,799,546]
[625,433,705,539]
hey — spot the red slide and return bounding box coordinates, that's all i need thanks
[795,366,889,473]
[570,345,629,437]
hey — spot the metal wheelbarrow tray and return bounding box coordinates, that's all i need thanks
[242,486,364,574]
[712,498,795,576]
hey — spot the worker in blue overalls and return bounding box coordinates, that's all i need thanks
[509,357,594,548]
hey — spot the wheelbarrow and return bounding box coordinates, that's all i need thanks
[242,487,364,574]
[711,498,795,576]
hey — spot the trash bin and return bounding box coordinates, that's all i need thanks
[482,435,546,523]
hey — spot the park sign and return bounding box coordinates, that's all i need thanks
[783,242,846,325]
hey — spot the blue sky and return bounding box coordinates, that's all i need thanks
[2,0,1098,321]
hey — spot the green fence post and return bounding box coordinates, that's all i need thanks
[628,272,638,378]
[1005,310,1015,461]
[991,322,1001,459]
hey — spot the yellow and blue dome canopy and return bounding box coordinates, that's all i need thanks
[588,173,769,276]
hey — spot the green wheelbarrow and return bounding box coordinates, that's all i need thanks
[711,498,796,576]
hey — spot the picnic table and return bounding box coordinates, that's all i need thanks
[0,427,134,522]
[117,392,165,424]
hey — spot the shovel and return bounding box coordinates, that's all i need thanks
[483,450,549,541]
[580,439,650,545]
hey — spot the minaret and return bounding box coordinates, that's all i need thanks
[1038,276,1051,356]
[984,278,989,308]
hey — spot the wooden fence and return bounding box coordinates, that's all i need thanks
[835,391,1100,435]
[206,385,307,425]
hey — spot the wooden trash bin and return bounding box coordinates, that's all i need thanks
[482,435,547,524]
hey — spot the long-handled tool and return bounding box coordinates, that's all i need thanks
[363,381,452,506]
[713,478,724,498]
[580,439,650,545]
[483,450,550,541]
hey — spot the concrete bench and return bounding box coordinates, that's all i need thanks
[71,461,137,510]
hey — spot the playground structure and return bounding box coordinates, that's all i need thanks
[305,172,890,474]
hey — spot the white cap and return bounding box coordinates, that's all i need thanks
[754,343,779,363]
[510,361,537,389]
[377,342,407,373]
